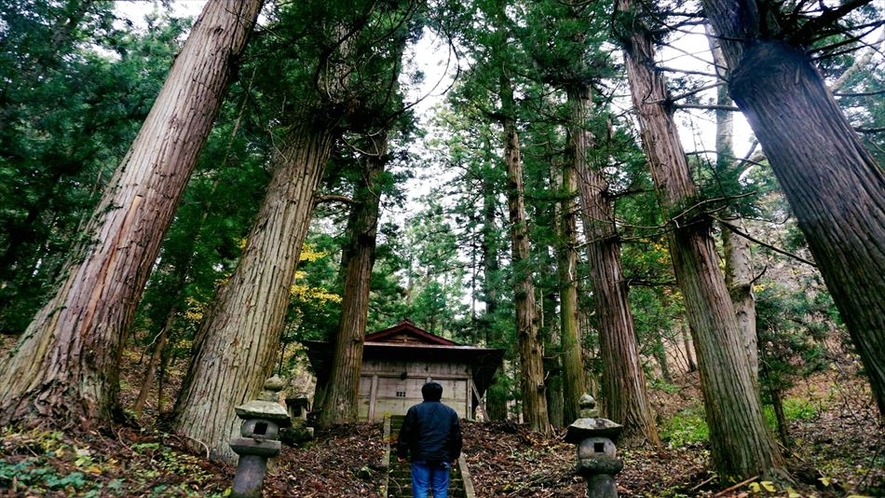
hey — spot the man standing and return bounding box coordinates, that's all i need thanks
[396,381,463,498]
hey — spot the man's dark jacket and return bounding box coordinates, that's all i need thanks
[396,400,462,464]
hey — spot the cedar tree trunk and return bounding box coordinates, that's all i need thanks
[615,0,785,479]
[501,74,551,435]
[570,83,661,448]
[318,133,386,426]
[701,0,885,415]
[172,120,337,462]
[0,0,263,427]
[558,96,585,425]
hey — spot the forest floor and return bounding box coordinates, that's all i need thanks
[0,340,883,497]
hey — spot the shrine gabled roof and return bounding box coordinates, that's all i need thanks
[303,319,504,396]
[364,319,460,346]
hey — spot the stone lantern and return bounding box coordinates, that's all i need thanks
[229,375,291,498]
[565,395,624,498]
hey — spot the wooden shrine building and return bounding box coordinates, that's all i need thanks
[305,320,504,421]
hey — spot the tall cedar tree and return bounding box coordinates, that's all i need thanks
[521,0,660,444]
[614,0,786,480]
[707,30,759,383]
[172,0,417,460]
[172,115,338,462]
[700,0,885,418]
[318,132,389,426]
[570,81,661,448]
[488,0,552,435]
[0,0,264,427]
[172,6,351,461]
[557,118,584,426]
[317,3,419,424]
[503,80,551,434]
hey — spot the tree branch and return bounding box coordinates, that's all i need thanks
[717,218,817,267]
[670,82,725,103]
[836,89,885,98]
[674,103,741,112]
[314,195,354,207]
[792,0,877,45]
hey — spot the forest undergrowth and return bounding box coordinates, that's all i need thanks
[0,337,882,497]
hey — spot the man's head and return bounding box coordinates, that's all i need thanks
[421,381,443,401]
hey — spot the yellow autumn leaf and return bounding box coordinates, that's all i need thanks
[300,244,329,262]
[289,283,341,303]
[184,296,207,322]
[760,481,776,492]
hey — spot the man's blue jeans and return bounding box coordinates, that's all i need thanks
[411,460,450,498]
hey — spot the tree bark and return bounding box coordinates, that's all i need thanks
[558,96,585,425]
[615,0,785,479]
[172,120,336,462]
[501,74,551,435]
[170,1,390,459]
[0,0,264,427]
[318,133,386,426]
[722,221,758,378]
[708,29,759,383]
[570,83,661,449]
[701,2,885,415]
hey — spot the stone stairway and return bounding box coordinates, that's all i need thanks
[384,415,474,498]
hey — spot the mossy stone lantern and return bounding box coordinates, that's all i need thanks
[229,375,291,498]
[565,400,624,498]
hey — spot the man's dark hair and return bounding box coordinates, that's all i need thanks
[421,381,443,401]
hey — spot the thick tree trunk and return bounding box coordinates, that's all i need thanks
[0,0,263,427]
[701,4,885,414]
[501,75,550,435]
[172,121,336,462]
[708,31,759,383]
[569,83,661,449]
[558,101,585,425]
[615,0,785,479]
[544,325,564,428]
[722,221,758,379]
[318,134,386,426]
